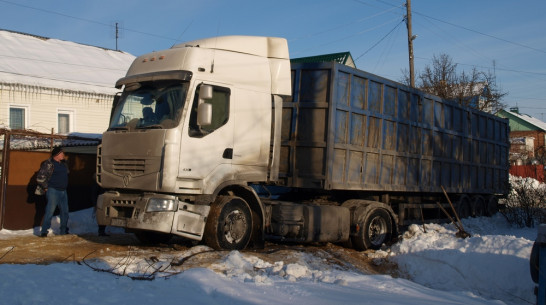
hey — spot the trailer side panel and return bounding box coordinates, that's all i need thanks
[279,62,509,195]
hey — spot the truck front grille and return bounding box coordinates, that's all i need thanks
[112,199,137,205]
[113,159,145,175]
[106,199,137,219]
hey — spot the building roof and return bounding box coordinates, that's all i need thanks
[497,109,546,132]
[0,29,135,94]
[291,52,355,68]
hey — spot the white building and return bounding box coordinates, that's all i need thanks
[0,30,135,134]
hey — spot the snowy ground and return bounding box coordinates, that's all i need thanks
[0,208,537,305]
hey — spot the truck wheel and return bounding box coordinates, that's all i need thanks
[134,231,172,244]
[486,196,499,216]
[204,196,252,250]
[457,196,471,219]
[472,196,486,217]
[352,208,392,251]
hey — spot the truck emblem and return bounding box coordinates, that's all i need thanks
[123,175,130,186]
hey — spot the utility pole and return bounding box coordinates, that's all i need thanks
[115,22,119,51]
[405,0,416,88]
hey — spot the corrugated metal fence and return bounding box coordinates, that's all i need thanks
[510,165,545,183]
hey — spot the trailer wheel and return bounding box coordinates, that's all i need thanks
[352,208,392,251]
[204,196,252,250]
[457,196,472,219]
[486,196,499,216]
[472,196,486,217]
[134,231,172,244]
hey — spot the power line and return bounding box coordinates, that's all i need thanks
[414,11,546,55]
[369,0,546,55]
[289,4,402,43]
[351,0,395,10]
[414,56,546,77]
[372,18,403,72]
[0,0,109,27]
[354,20,404,62]
[506,96,546,102]
[0,0,182,43]
[291,16,402,56]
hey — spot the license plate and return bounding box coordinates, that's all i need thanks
[111,218,127,227]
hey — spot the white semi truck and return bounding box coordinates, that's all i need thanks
[96,36,509,250]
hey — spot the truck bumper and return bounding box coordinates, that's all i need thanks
[96,191,210,240]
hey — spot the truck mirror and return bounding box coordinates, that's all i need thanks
[197,102,212,126]
[199,85,213,100]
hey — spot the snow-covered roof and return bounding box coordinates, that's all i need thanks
[0,30,135,94]
[503,109,546,131]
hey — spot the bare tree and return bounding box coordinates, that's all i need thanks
[501,176,546,227]
[401,54,507,113]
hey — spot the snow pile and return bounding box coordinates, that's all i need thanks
[508,174,546,192]
[206,214,537,305]
[212,250,351,285]
[390,215,536,305]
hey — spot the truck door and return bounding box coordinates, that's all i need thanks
[178,83,233,186]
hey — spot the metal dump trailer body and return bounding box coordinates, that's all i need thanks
[279,62,509,195]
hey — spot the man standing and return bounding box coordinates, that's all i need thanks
[37,147,69,237]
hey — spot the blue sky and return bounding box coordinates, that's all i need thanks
[1,0,545,118]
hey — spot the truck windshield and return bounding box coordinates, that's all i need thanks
[109,81,189,130]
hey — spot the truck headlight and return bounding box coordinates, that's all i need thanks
[146,198,178,212]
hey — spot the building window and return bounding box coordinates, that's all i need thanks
[57,110,74,134]
[9,106,27,130]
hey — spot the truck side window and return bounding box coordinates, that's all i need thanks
[189,84,230,137]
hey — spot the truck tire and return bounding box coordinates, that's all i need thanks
[352,208,392,251]
[204,196,252,250]
[457,195,471,219]
[472,196,486,217]
[486,195,499,216]
[134,231,172,244]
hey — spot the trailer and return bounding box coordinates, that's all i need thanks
[95,36,509,251]
[277,61,509,224]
